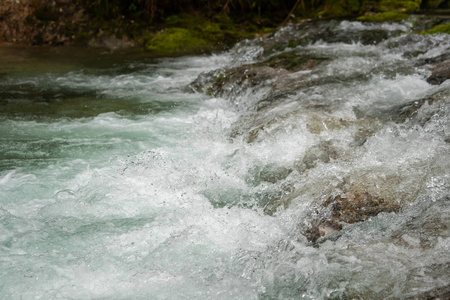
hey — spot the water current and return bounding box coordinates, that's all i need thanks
[0,21,449,299]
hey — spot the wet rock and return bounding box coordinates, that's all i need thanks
[427,59,450,85]
[189,65,285,105]
[402,284,450,300]
[409,14,450,33]
[294,141,341,174]
[262,52,328,72]
[247,164,293,186]
[417,51,450,66]
[209,65,286,99]
[303,219,343,246]
[390,195,450,251]
[388,88,450,125]
[306,114,351,135]
[190,50,329,121]
[304,183,401,243]
[323,190,400,224]
[259,20,403,56]
[194,52,327,100]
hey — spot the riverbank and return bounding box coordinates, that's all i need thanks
[1,0,450,54]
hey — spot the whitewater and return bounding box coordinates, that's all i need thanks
[0,20,449,299]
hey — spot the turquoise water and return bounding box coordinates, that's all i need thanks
[1,25,449,299]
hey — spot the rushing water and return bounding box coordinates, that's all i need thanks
[1,22,449,299]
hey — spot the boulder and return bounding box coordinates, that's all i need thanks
[427,59,450,85]
[304,185,401,243]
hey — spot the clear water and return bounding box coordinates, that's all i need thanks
[0,24,449,299]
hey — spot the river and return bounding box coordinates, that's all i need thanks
[0,21,449,299]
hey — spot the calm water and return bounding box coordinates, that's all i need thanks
[0,22,449,299]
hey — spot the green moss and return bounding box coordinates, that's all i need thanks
[145,28,210,54]
[144,12,256,55]
[362,0,422,14]
[288,40,302,48]
[357,11,409,22]
[378,0,421,12]
[263,42,290,56]
[421,23,450,34]
[261,52,328,72]
[357,0,421,22]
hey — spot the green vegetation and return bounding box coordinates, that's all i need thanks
[378,0,421,12]
[145,28,210,53]
[421,23,450,34]
[144,13,255,54]
[357,11,409,22]
[19,0,447,52]
[357,0,421,22]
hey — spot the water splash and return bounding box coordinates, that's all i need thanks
[0,21,449,299]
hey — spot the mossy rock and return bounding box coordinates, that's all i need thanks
[145,28,210,54]
[421,23,450,34]
[378,0,422,12]
[358,0,421,22]
[263,52,327,72]
[357,11,409,22]
[144,12,254,55]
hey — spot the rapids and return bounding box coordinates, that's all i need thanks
[0,20,449,299]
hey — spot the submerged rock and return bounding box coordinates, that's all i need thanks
[247,164,293,186]
[294,140,342,174]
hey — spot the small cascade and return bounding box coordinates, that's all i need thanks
[0,19,449,299]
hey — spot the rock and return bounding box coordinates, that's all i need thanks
[303,219,343,245]
[193,51,327,100]
[387,88,450,125]
[306,114,351,135]
[323,190,400,224]
[261,52,327,72]
[0,0,34,45]
[247,164,293,186]
[259,19,404,56]
[294,141,341,174]
[303,181,402,243]
[427,59,450,85]
[402,285,450,300]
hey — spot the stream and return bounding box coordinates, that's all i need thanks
[0,20,449,299]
